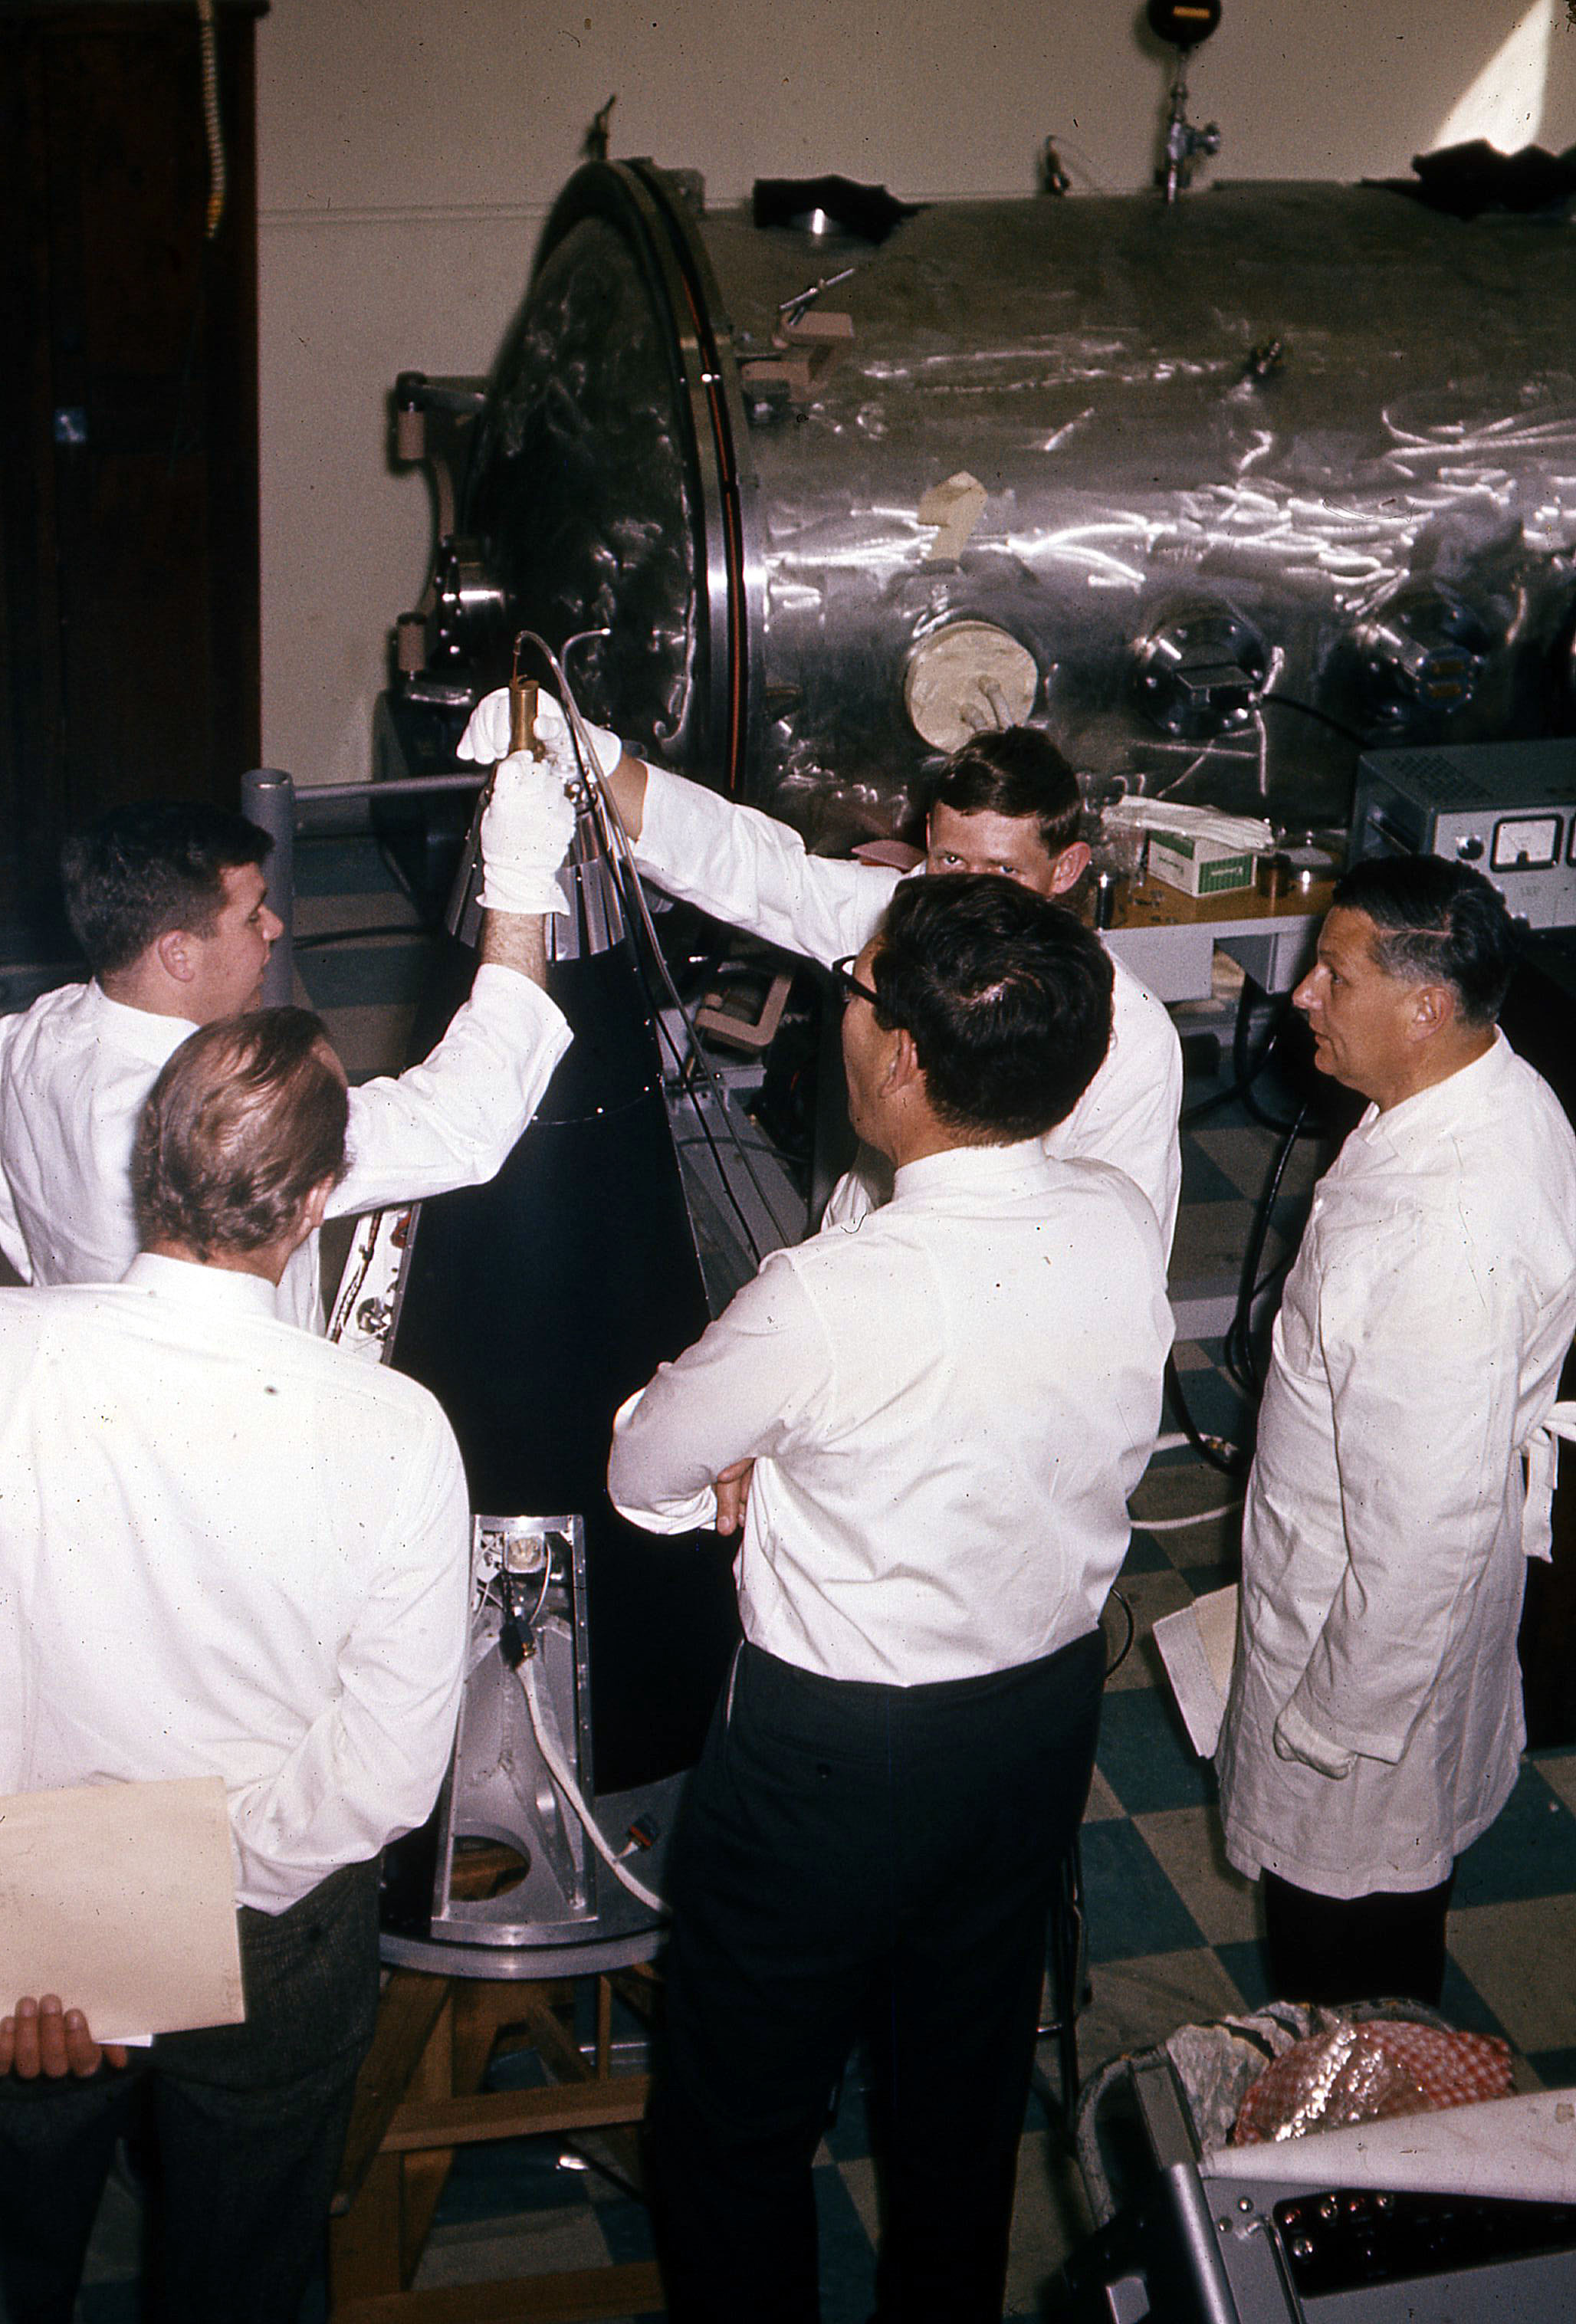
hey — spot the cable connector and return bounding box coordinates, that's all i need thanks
[497,1571,534,1670]
[620,1815,661,1857]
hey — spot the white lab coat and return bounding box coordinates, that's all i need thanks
[1217,1032,1576,1897]
[631,766,1184,1252]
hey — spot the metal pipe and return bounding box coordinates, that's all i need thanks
[240,768,297,1006]
[303,773,485,804]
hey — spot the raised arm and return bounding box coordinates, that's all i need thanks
[459,688,898,968]
[327,756,576,1219]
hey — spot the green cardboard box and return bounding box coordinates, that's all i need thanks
[1148,831,1257,898]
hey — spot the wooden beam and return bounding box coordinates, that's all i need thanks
[331,2258,665,2323]
[379,2075,650,2154]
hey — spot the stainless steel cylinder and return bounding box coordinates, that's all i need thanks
[455,163,1576,849]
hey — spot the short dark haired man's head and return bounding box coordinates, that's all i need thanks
[131,1008,349,1272]
[1330,855,1517,1029]
[1296,855,1513,1111]
[842,873,1114,1152]
[922,729,1091,901]
[61,802,279,1019]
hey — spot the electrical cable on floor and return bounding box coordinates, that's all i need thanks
[1162,1352,1245,1476]
[1103,1589,1135,1678]
[1131,1502,1241,1532]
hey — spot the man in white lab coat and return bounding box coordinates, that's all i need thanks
[1217,855,1576,2007]
[0,1007,471,2324]
[0,756,576,1325]
[610,875,1171,2322]
[459,692,1184,1250]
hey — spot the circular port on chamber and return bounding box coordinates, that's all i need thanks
[905,622,1041,751]
[1131,605,1269,739]
[1351,585,1492,724]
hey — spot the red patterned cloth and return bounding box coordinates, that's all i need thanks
[1233,2020,1513,2145]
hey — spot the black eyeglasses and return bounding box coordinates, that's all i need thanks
[831,955,882,1011]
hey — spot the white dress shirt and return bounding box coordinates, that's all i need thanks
[629,767,1184,1252]
[0,1255,471,1912]
[1218,1032,1576,1897]
[611,1141,1172,1686]
[0,964,570,1328]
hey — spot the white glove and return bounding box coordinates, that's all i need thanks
[458,687,622,782]
[478,753,577,917]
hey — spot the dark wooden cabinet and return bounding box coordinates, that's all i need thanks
[0,0,264,950]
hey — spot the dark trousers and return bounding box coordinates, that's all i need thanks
[646,1631,1106,2324]
[1263,1868,1456,2011]
[0,1856,381,2324]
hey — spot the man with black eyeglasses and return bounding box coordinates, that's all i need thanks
[609,875,1172,2323]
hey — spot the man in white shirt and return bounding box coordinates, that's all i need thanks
[1217,857,1576,2007]
[459,694,1184,1250]
[610,875,1172,2323]
[0,1007,472,2324]
[0,752,576,1327]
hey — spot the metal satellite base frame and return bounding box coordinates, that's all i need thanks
[379,1512,682,1981]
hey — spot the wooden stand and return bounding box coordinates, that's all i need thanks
[329,1965,662,2322]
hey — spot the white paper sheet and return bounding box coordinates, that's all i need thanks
[0,1777,245,2043]
[1203,2087,1576,2203]
[1153,1584,1239,1757]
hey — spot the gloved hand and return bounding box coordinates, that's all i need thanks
[458,687,622,783]
[478,753,577,917]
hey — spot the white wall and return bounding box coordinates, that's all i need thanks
[254,0,1576,783]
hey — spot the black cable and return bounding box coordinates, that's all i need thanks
[1163,1351,1246,1477]
[1256,694,1366,746]
[1102,1587,1136,1679]
[1228,980,1315,1136]
[652,1010,769,1265]
[1181,981,1309,1134]
[1223,1103,1308,1399]
[291,924,426,950]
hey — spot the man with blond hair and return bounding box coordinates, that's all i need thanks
[0,1008,471,2324]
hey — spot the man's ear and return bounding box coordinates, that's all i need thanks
[1409,980,1456,1042]
[885,1027,924,1092]
[300,1177,337,1235]
[1049,840,1092,895]
[153,926,197,985]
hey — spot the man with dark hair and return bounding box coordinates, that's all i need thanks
[0,757,576,1325]
[0,1007,471,2324]
[1217,856,1576,2007]
[58,799,274,982]
[458,693,1184,1250]
[610,875,1171,2322]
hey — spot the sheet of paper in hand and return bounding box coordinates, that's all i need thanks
[0,1776,244,2043]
